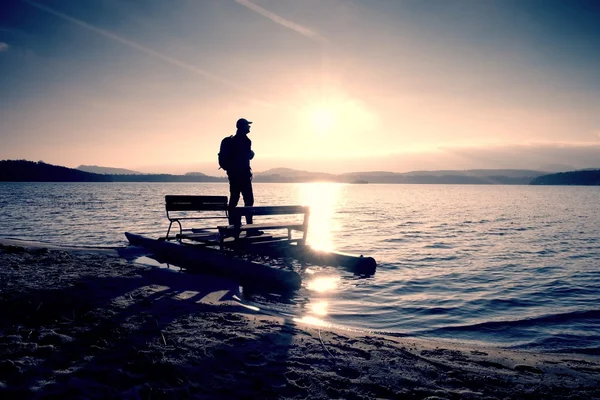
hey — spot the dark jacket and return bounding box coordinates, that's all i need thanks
[228,134,253,177]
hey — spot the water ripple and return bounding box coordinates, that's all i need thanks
[1,182,600,352]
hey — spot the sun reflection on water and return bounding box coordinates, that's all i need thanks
[310,300,329,316]
[306,275,340,293]
[299,182,342,251]
[293,315,329,328]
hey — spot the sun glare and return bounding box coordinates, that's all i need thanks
[294,90,382,159]
[306,275,340,293]
[308,103,337,134]
[293,316,329,328]
[300,91,380,137]
[299,182,341,251]
[310,300,329,316]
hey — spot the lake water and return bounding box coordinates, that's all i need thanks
[1,182,599,353]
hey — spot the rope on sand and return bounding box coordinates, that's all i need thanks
[318,329,336,364]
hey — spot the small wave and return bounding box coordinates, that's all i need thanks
[507,335,600,354]
[424,309,600,334]
[394,221,423,228]
[458,219,490,225]
[497,226,534,232]
[533,265,563,274]
[549,347,600,355]
[423,242,454,249]
[416,255,459,262]
[401,233,425,239]
[568,254,596,259]
[431,223,449,228]
[420,306,457,315]
[383,238,408,243]
[535,249,558,256]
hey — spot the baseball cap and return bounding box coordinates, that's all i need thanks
[236,118,253,129]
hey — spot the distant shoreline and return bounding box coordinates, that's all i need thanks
[2,159,599,185]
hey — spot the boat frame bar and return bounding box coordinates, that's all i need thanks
[164,195,229,242]
[218,205,310,247]
[164,196,309,249]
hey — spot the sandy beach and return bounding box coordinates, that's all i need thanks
[1,239,599,399]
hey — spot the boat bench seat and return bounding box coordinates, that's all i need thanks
[174,232,220,241]
[164,195,229,242]
[217,205,310,246]
[220,221,305,231]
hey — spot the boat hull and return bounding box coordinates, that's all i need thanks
[293,246,377,275]
[231,241,377,276]
[125,232,301,292]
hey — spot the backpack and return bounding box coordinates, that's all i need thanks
[218,135,234,170]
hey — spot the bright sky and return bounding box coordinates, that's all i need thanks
[1,0,599,174]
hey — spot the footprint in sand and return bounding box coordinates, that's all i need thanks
[514,364,543,374]
[244,350,267,367]
[336,366,361,379]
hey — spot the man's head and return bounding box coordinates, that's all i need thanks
[236,118,252,134]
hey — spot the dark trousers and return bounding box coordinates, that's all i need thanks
[228,173,254,225]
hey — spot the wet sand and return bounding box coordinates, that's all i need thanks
[1,239,599,399]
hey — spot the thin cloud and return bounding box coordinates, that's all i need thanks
[20,0,271,105]
[235,0,328,44]
[438,142,600,171]
[0,42,9,52]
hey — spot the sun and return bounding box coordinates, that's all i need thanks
[306,102,338,134]
[292,90,383,159]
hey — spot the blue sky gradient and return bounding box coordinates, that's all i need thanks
[1,0,599,173]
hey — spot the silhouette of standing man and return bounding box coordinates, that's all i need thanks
[225,118,255,226]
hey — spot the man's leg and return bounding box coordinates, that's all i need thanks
[240,179,254,224]
[228,177,241,225]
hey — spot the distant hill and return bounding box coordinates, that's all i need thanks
[0,160,111,182]
[530,170,600,185]
[111,174,224,182]
[338,169,546,184]
[0,160,225,182]
[253,168,546,184]
[254,168,336,182]
[0,159,551,184]
[403,169,545,178]
[77,165,142,175]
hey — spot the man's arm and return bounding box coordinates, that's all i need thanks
[248,138,254,160]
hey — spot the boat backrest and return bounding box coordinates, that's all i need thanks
[163,195,229,241]
[228,205,310,228]
[165,195,228,212]
[230,205,309,217]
